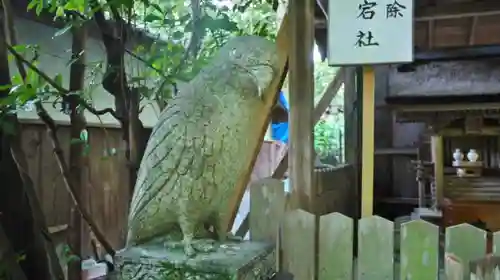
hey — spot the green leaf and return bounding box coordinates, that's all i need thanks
[162,18,176,25]
[0,84,11,93]
[172,31,184,40]
[55,6,65,17]
[27,0,38,11]
[143,13,163,23]
[35,2,43,15]
[149,3,163,14]
[79,129,88,142]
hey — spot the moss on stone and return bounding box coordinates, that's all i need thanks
[115,240,275,280]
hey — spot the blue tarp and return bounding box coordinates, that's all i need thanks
[271,92,289,144]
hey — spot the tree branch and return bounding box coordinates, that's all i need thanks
[92,0,146,196]
[4,18,116,258]
[0,0,64,278]
[35,105,115,257]
[155,0,204,111]
[66,15,88,280]
[5,45,122,121]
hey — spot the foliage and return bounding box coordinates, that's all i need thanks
[0,0,283,278]
[0,0,346,172]
[56,243,81,264]
[0,2,346,278]
[275,56,344,161]
[313,61,344,161]
[0,0,281,116]
[127,0,280,105]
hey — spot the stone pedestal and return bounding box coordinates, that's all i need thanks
[114,240,275,280]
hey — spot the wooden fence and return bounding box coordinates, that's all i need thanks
[19,123,132,256]
[249,177,500,280]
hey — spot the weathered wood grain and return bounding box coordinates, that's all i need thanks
[249,178,286,242]
[470,255,500,280]
[282,209,315,280]
[358,216,393,280]
[318,213,353,280]
[446,223,487,279]
[400,220,439,280]
[20,124,130,255]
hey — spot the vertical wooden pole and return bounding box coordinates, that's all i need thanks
[284,0,316,278]
[288,0,315,209]
[431,135,444,206]
[361,66,375,217]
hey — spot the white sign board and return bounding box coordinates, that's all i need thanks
[328,0,414,65]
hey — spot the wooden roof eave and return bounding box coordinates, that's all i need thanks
[387,103,500,123]
[314,0,500,59]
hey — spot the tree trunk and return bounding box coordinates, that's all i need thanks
[66,18,88,280]
[0,2,65,279]
[92,2,146,198]
[0,39,51,280]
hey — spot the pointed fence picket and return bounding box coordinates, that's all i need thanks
[247,179,500,279]
[279,211,500,280]
[358,216,393,280]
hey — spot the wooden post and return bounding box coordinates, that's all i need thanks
[288,0,315,210]
[431,135,444,206]
[361,66,375,217]
[235,69,347,237]
[225,14,289,232]
[282,0,316,278]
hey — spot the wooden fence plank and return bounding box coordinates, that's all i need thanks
[318,213,353,280]
[282,209,315,280]
[20,124,131,255]
[470,256,500,280]
[493,231,500,256]
[357,215,393,280]
[400,220,439,280]
[446,224,487,279]
[445,253,464,280]
[249,178,286,242]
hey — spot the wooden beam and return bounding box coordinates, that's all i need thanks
[225,15,289,232]
[288,0,316,209]
[234,69,347,236]
[416,1,500,21]
[386,102,500,112]
[315,1,500,28]
[343,66,358,219]
[431,135,444,207]
[283,1,316,277]
[361,66,375,217]
[273,69,346,181]
[312,69,344,123]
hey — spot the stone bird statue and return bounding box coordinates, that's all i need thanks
[126,36,280,257]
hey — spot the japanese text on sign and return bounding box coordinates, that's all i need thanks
[355,0,407,48]
[328,0,413,65]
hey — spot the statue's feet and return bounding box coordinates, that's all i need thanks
[226,232,243,242]
[216,229,243,242]
[184,242,196,257]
